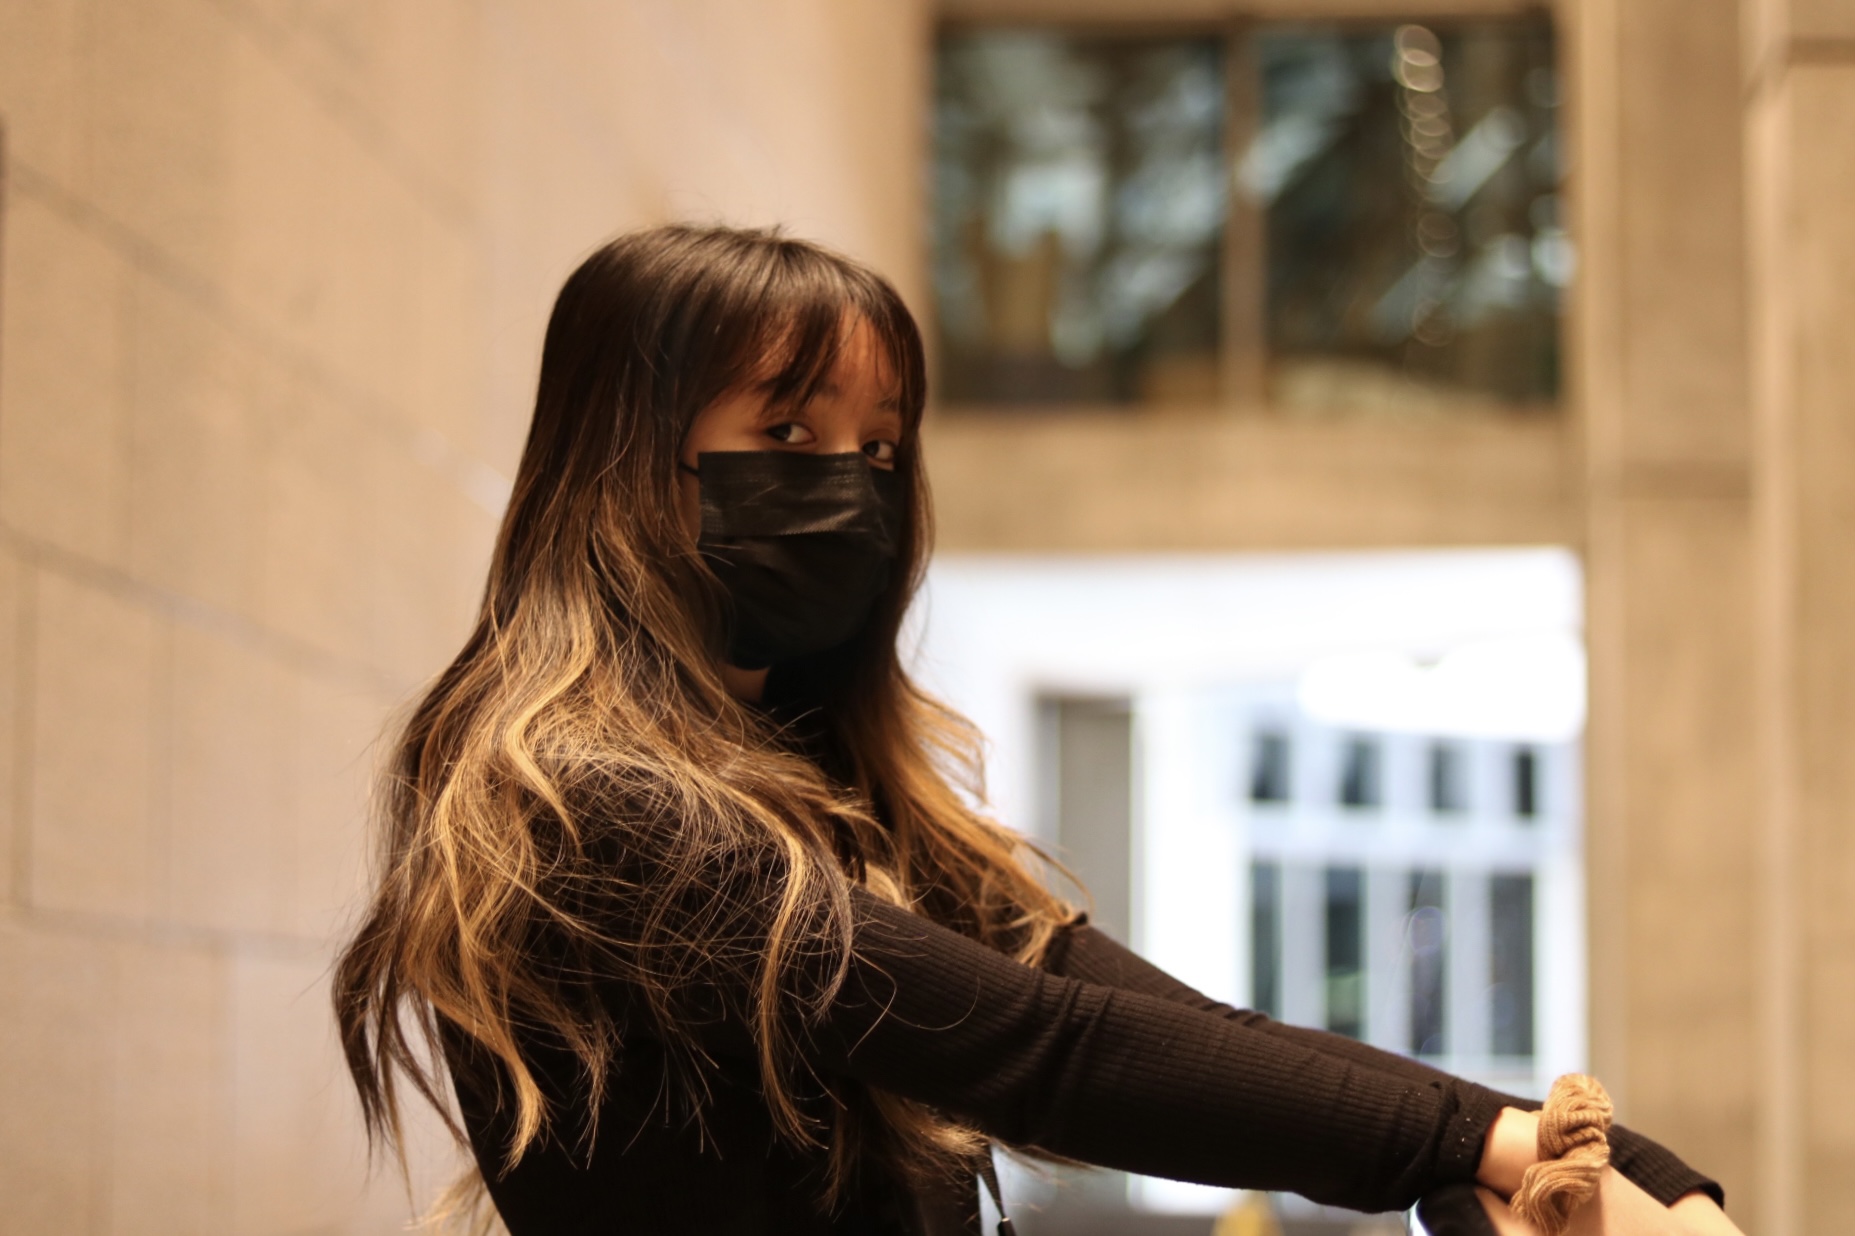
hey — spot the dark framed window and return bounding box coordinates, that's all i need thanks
[932,15,1563,416]
[934,31,1225,404]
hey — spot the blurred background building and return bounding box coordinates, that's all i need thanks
[913,550,1588,1233]
[0,1,1850,1234]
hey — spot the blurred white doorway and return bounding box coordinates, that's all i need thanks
[909,548,1586,1226]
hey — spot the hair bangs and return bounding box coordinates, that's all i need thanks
[734,250,926,433]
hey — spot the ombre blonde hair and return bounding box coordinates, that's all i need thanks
[332,225,1075,1210]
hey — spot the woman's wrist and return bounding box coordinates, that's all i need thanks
[1670,1190,1746,1236]
[1477,1105,1541,1198]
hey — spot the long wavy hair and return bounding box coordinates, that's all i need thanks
[332,224,1075,1211]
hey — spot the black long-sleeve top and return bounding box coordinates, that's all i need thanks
[446,888,1720,1235]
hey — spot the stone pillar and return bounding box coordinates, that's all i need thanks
[1572,0,1763,1216]
[1745,4,1855,1232]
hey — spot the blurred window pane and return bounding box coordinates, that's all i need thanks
[1338,735,1381,808]
[1250,730,1292,802]
[1251,861,1281,1017]
[1324,866,1364,1038]
[1258,19,1562,413]
[931,17,1563,415]
[1039,696,1135,942]
[1428,741,1467,813]
[933,31,1226,404]
[1490,873,1536,1057]
[1408,869,1448,1056]
[1513,744,1540,818]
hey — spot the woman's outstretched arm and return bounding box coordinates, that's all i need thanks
[787,889,1502,1213]
[1042,917,1730,1220]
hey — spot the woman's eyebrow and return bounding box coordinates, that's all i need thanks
[750,371,903,418]
[851,386,904,414]
[806,379,904,414]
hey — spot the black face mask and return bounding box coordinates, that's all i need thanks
[685,451,903,670]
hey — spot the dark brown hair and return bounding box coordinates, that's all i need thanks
[332,225,1073,1213]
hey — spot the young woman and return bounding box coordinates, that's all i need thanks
[334,225,1740,1236]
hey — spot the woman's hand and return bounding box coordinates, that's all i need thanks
[1471,1105,1744,1236]
[1473,1170,1722,1236]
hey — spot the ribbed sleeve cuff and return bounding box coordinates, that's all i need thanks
[1413,1107,1726,1234]
[1434,1081,1512,1185]
[1460,1088,1725,1209]
[1609,1126,1725,1207]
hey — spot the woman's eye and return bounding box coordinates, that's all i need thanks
[863,439,897,466]
[766,422,816,446]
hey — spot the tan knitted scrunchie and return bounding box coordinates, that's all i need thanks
[1508,1074,1614,1236]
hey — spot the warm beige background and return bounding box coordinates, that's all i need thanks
[1,1,1852,1234]
[0,2,928,1231]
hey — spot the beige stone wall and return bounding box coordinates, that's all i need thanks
[0,3,927,1232]
[1575,1,1855,1230]
[1744,5,1855,1233]
[1571,0,1764,1217]
[929,414,1576,551]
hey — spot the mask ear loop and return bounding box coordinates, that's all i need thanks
[979,1158,1015,1236]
